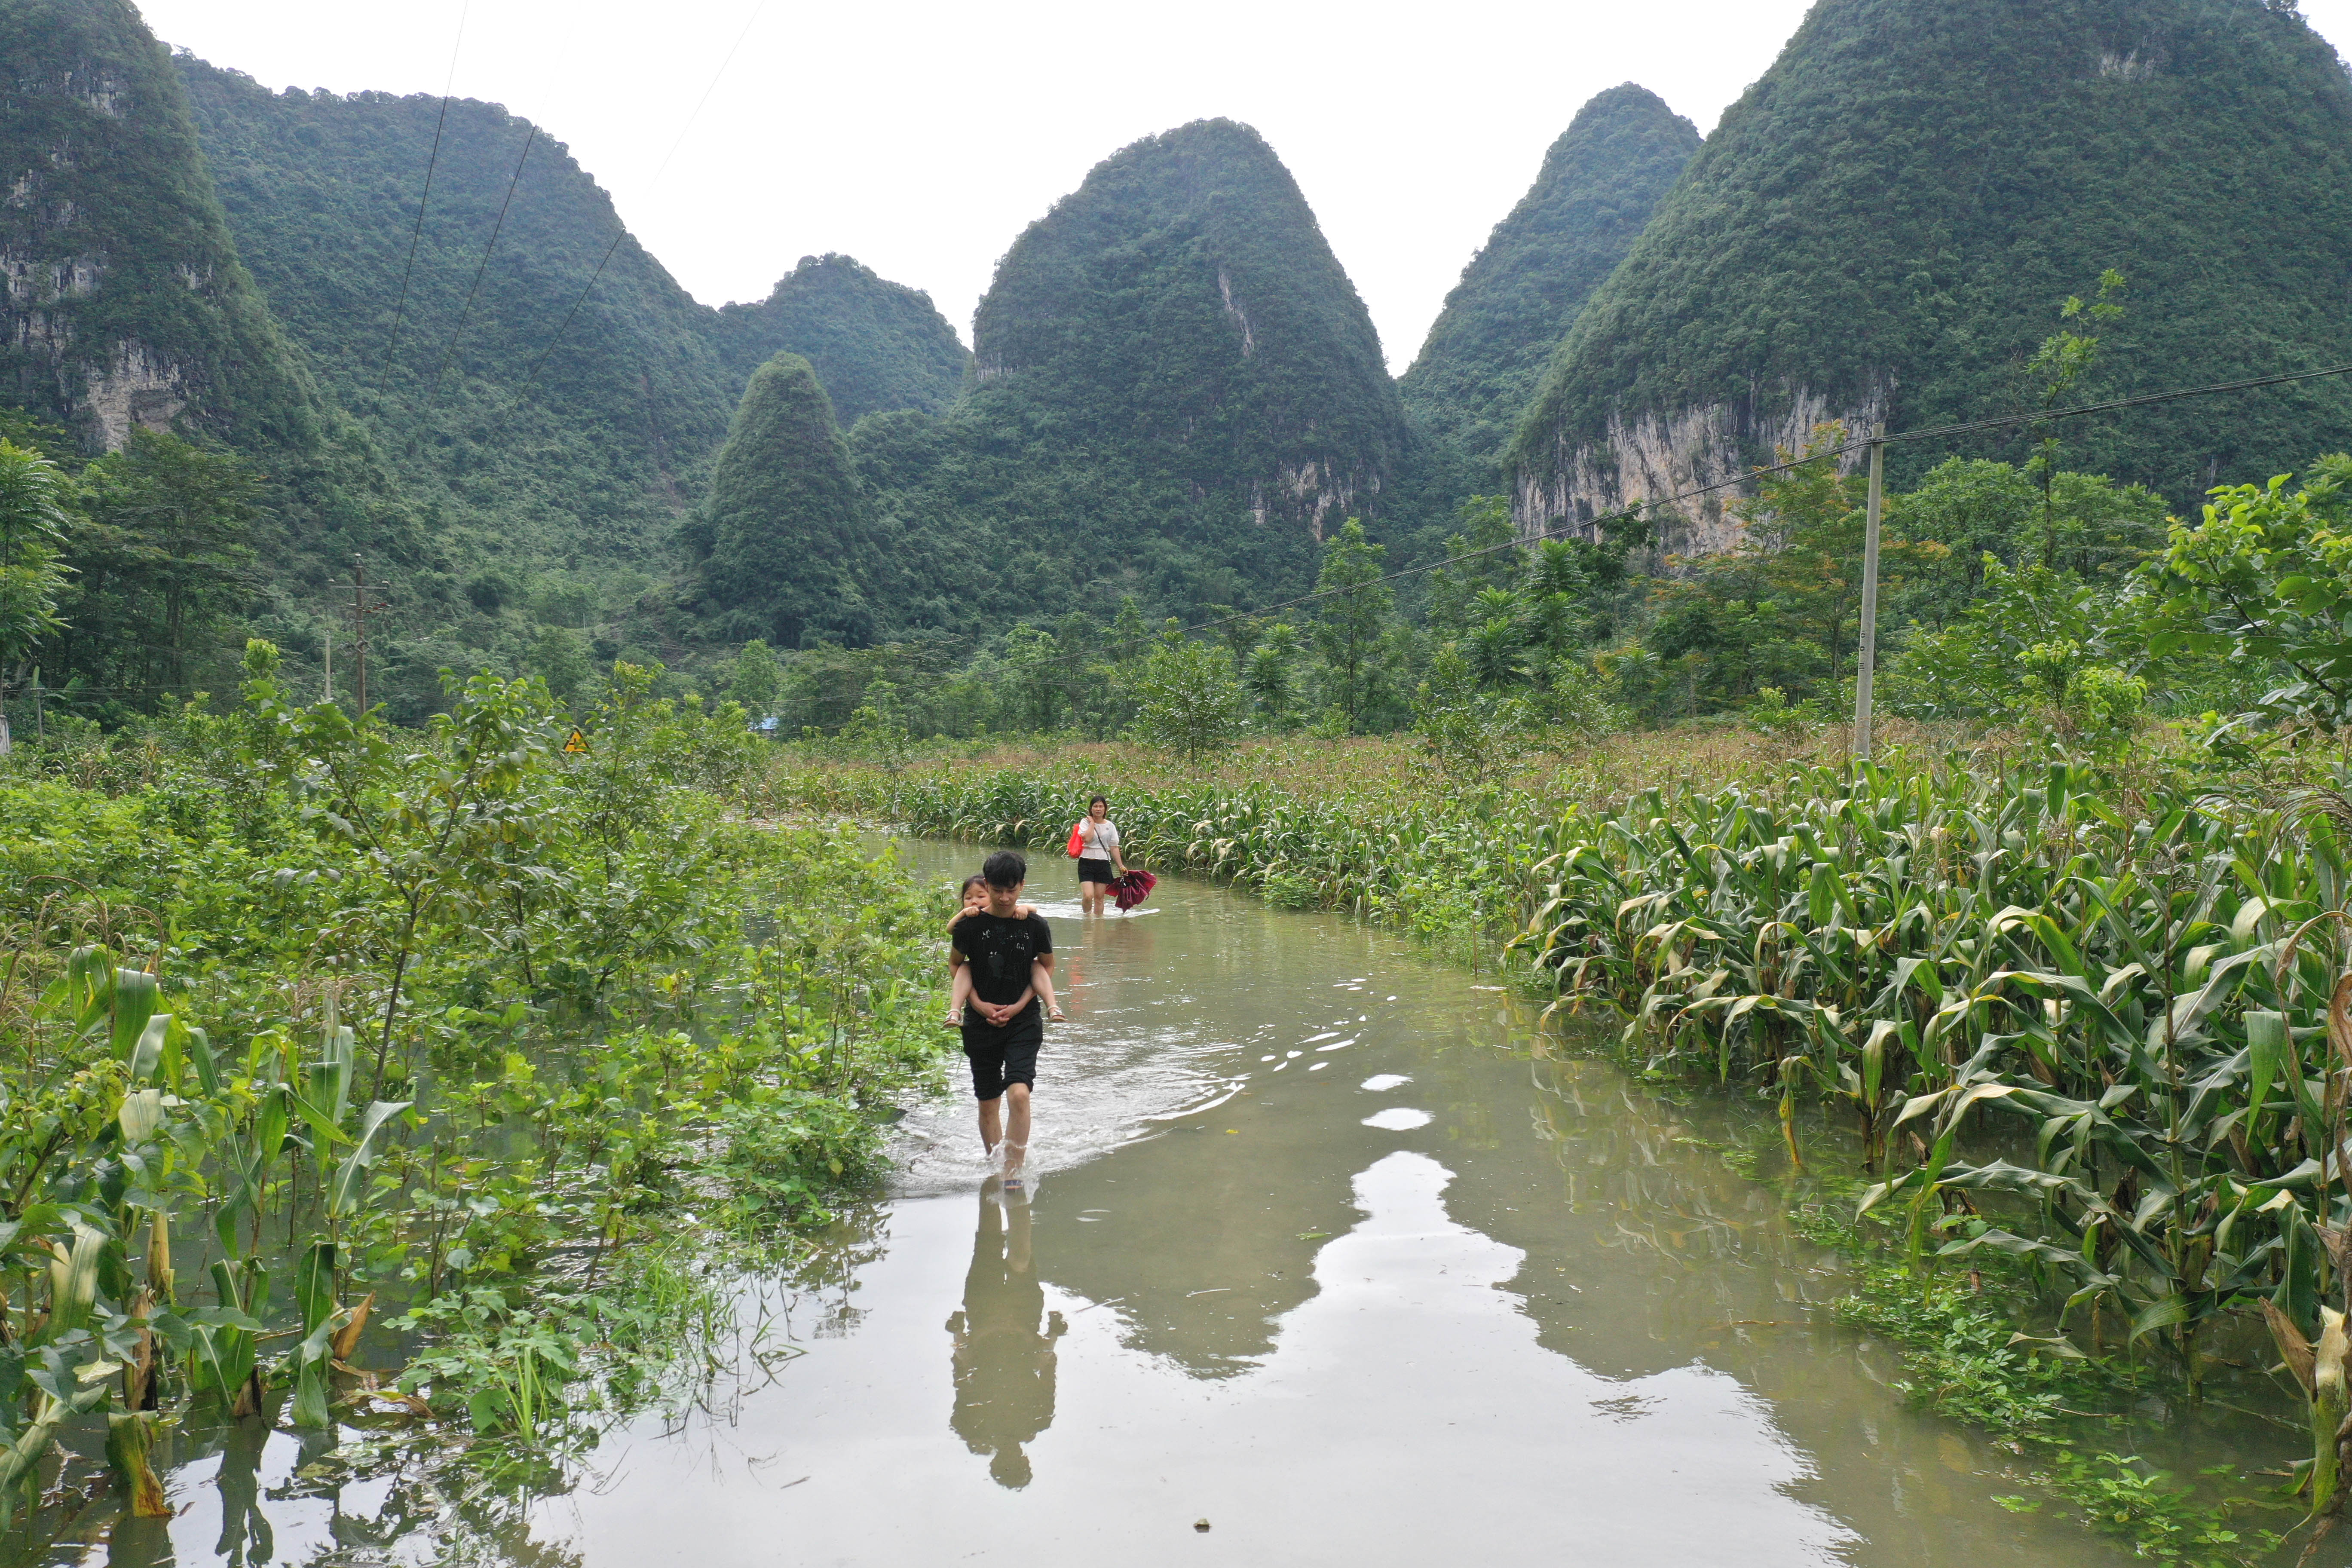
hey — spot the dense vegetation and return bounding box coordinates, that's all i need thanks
[0,17,995,724]
[715,252,969,427]
[726,399,2258,755]
[0,644,943,1547]
[176,56,735,646]
[689,352,885,648]
[1510,0,2352,533]
[1399,83,1698,484]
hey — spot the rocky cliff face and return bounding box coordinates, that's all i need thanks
[1516,379,1892,557]
[1,0,319,453]
[1508,0,2352,553]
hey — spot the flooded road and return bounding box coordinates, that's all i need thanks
[94,837,2156,1566]
[529,838,2130,1568]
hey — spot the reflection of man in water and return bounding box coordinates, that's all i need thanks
[946,1177,1066,1488]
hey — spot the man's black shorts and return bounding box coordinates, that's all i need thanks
[962,1009,1042,1102]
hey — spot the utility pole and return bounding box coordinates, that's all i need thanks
[30,666,40,745]
[323,632,333,709]
[349,556,388,716]
[1851,423,1887,760]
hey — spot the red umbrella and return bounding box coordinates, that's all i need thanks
[1113,869,1157,911]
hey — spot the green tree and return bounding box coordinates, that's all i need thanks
[1890,458,2043,625]
[1310,520,1395,731]
[1884,557,2147,729]
[1243,622,1303,729]
[698,353,879,649]
[1426,497,1517,638]
[2148,473,2352,728]
[0,440,72,744]
[528,627,594,709]
[1464,606,1528,689]
[1519,537,1594,662]
[1107,596,1151,664]
[1412,640,1526,784]
[1001,625,1066,732]
[727,639,783,718]
[1893,457,2166,631]
[56,430,257,698]
[1130,634,1245,763]
[2023,271,2129,558]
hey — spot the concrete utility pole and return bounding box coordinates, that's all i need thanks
[349,557,388,716]
[1851,424,1887,759]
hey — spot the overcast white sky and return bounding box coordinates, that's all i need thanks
[137,0,2352,372]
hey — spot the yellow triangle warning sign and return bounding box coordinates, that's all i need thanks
[564,729,588,754]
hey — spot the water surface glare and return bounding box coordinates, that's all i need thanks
[123,836,2144,1566]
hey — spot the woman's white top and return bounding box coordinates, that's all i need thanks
[1083,819,1120,857]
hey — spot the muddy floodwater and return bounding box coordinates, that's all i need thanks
[85,836,2168,1567]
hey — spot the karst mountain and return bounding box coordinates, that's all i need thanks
[971,119,1405,537]
[1400,84,1700,486]
[0,0,410,579]
[18,0,2352,663]
[1507,0,2352,552]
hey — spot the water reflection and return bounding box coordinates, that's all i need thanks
[946,1179,1067,1488]
[211,1418,272,1566]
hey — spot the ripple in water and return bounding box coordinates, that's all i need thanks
[885,1015,1241,1196]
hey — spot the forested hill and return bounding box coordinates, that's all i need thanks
[1507,0,2352,554]
[1400,84,1699,482]
[784,119,1414,642]
[0,0,409,575]
[970,118,1406,547]
[715,254,968,427]
[175,56,732,581]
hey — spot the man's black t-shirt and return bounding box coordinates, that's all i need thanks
[953,910,1053,1013]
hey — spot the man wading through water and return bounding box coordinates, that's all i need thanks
[954,851,1053,1182]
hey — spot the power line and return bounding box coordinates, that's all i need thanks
[372,0,469,411]
[408,121,538,438]
[478,2,769,438]
[1881,359,2352,451]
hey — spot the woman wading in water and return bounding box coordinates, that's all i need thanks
[1072,795,1130,916]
